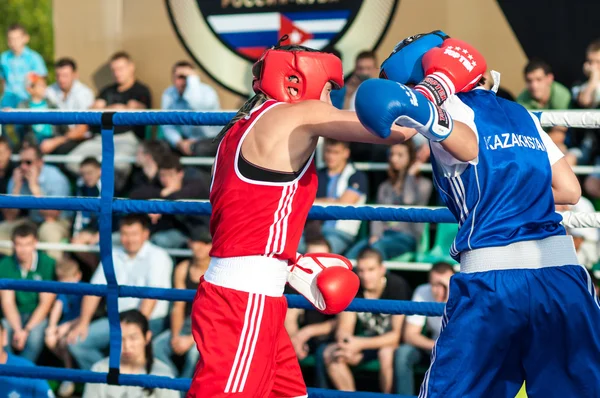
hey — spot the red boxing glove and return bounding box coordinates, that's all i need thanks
[287,253,359,315]
[415,38,487,106]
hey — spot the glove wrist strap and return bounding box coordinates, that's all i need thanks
[415,72,456,106]
[420,103,454,142]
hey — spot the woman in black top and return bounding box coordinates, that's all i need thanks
[152,228,212,379]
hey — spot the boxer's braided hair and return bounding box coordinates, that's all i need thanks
[214,36,323,143]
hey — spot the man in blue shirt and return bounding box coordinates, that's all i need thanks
[0,24,47,108]
[0,319,55,397]
[0,143,71,260]
[161,61,221,156]
[313,139,368,254]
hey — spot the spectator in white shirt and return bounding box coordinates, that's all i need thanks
[66,214,174,371]
[161,61,221,156]
[394,262,455,396]
[43,58,95,155]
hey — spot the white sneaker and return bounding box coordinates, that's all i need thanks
[57,381,75,397]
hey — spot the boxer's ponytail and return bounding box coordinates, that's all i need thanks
[214,93,268,144]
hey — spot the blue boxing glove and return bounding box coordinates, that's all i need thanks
[355,78,453,142]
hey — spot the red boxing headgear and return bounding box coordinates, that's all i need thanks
[252,46,344,103]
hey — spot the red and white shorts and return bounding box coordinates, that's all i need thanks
[187,278,307,398]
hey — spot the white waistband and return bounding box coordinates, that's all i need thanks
[459,235,579,273]
[204,256,289,297]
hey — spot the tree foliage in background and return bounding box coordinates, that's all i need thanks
[0,0,54,81]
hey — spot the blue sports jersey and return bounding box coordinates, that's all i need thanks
[0,354,54,397]
[430,89,565,260]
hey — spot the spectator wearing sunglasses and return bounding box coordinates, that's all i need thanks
[0,143,71,259]
[160,61,221,157]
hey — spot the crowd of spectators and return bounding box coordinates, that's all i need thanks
[0,22,600,396]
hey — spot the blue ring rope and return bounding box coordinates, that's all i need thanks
[0,110,450,397]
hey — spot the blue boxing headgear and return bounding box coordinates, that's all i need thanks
[380,30,449,85]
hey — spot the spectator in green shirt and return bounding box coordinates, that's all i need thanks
[0,222,56,362]
[517,58,572,153]
[517,58,572,110]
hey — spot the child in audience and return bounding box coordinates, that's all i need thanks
[45,257,82,397]
[83,310,178,398]
[17,73,62,144]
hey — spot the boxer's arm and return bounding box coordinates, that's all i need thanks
[296,100,417,145]
[551,158,581,205]
[530,112,581,205]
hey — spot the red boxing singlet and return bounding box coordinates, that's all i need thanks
[209,99,318,262]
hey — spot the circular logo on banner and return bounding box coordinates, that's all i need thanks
[165,0,399,97]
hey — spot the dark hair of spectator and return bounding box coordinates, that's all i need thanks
[356,50,377,64]
[11,222,38,242]
[119,214,151,230]
[7,24,27,34]
[306,236,332,252]
[357,247,383,264]
[323,138,350,149]
[0,136,11,150]
[80,156,101,169]
[141,140,169,164]
[20,142,43,160]
[119,309,155,394]
[524,58,552,76]
[158,153,183,172]
[110,51,132,63]
[56,257,81,279]
[587,39,600,54]
[388,141,416,185]
[55,57,77,71]
[172,60,194,73]
[431,262,456,275]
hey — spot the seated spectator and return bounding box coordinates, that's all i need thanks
[83,309,178,398]
[0,319,55,396]
[161,60,221,156]
[70,227,100,282]
[67,52,152,188]
[43,57,95,155]
[45,257,82,397]
[0,136,15,221]
[67,214,174,371]
[345,51,379,111]
[285,237,336,361]
[344,51,389,164]
[72,157,101,237]
[125,140,167,198]
[17,73,61,144]
[153,227,211,379]
[311,139,368,254]
[517,58,571,110]
[346,142,432,260]
[572,39,600,110]
[516,58,571,148]
[0,24,47,109]
[131,153,210,248]
[574,39,600,186]
[0,143,72,259]
[0,223,56,362]
[322,248,411,393]
[395,262,455,396]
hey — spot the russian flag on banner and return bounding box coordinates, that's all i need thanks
[207,10,350,59]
